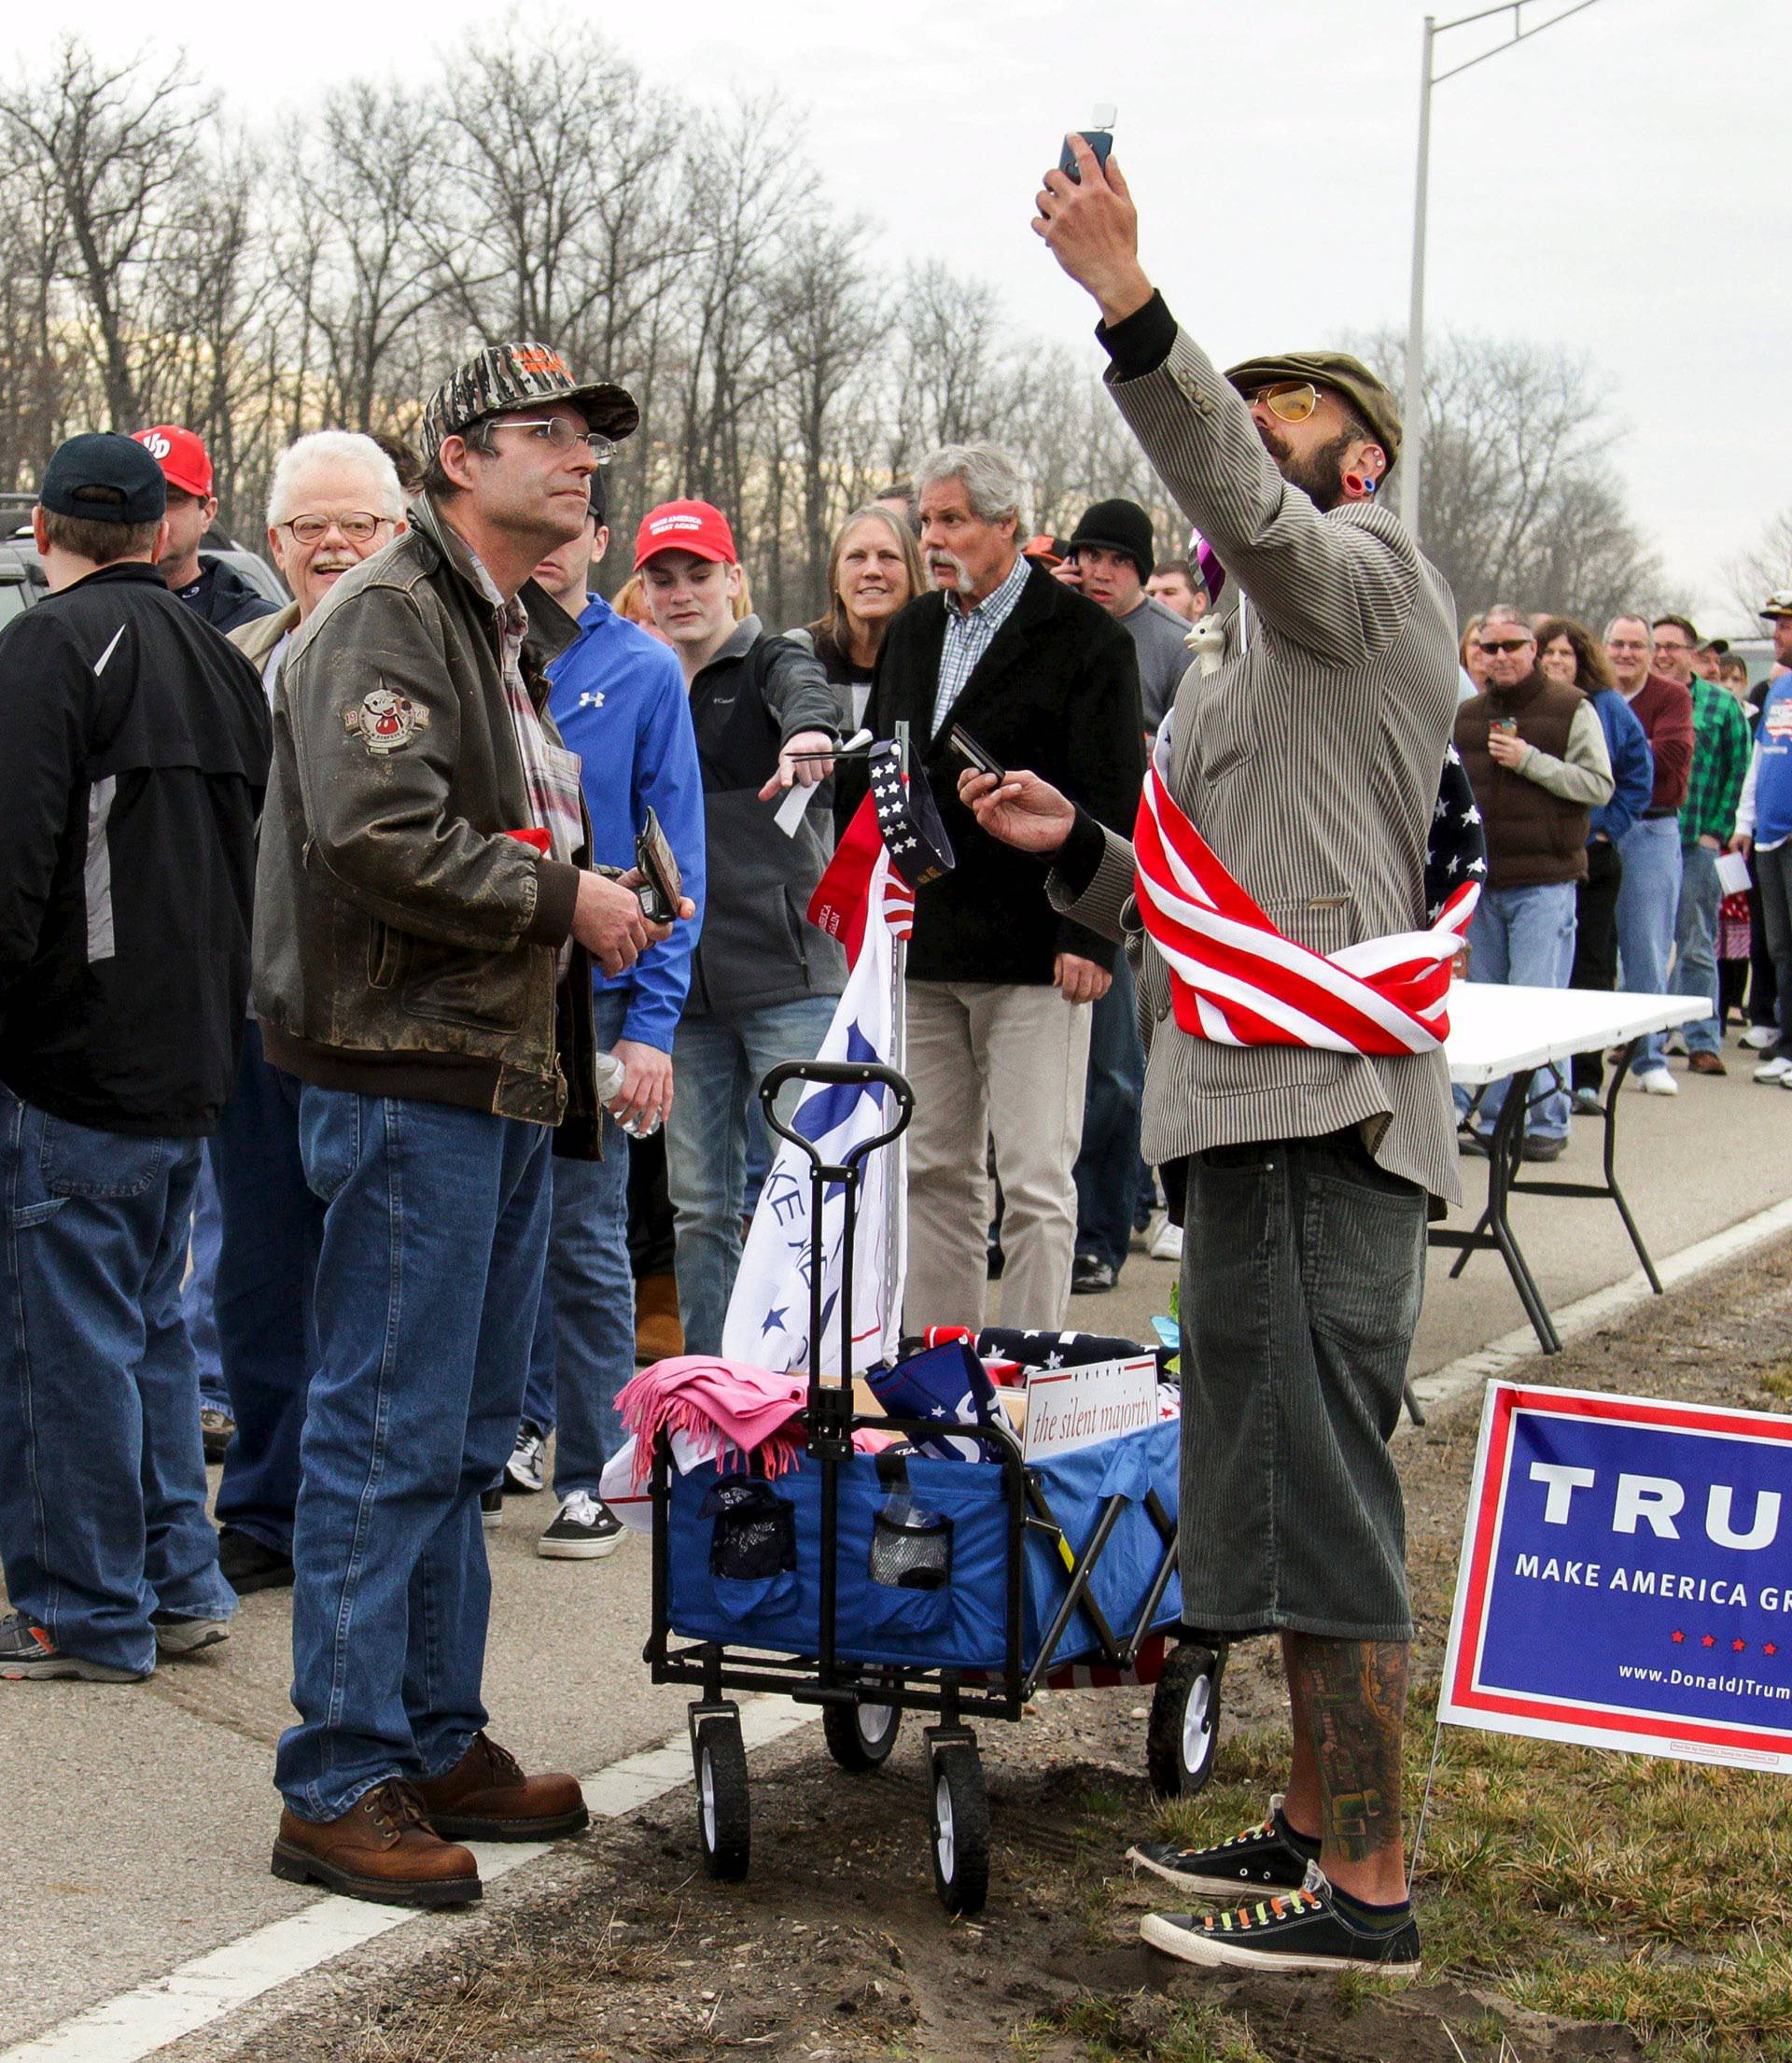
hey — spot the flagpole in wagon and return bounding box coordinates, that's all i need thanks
[641,730,1223,1916]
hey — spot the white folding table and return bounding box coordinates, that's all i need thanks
[1435,983,1715,1356]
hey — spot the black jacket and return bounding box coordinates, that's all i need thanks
[845,563,1143,982]
[0,560,271,1135]
[685,616,847,1018]
[178,554,281,635]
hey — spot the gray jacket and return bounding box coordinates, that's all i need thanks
[683,615,847,1018]
[1051,326,1463,1203]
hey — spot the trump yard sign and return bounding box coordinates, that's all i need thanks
[1440,1383,1792,1773]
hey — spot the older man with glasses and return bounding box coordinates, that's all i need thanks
[1605,615,1695,1095]
[1451,606,1613,1158]
[252,346,692,1906]
[204,435,408,1603]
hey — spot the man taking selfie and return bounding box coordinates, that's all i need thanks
[963,139,1460,1978]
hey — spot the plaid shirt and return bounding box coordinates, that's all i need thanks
[1680,673,1752,847]
[931,554,1030,737]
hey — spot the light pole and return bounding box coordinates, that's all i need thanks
[1402,0,1609,540]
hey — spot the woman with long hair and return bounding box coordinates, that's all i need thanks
[805,505,926,729]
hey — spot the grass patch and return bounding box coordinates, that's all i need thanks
[1147,1687,1792,2061]
[1032,1990,1271,2061]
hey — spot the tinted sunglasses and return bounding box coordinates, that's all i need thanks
[1247,380,1321,424]
[1477,638,1533,656]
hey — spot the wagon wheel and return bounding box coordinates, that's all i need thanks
[1147,1641,1224,1798]
[929,1742,989,1916]
[693,1709,750,1880]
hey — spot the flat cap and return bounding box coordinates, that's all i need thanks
[1224,350,1402,466]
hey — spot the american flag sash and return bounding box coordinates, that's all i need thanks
[1132,758,1477,1057]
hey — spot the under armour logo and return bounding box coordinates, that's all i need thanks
[578,690,606,709]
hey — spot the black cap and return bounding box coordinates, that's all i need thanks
[40,432,168,526]
[1069,498,1155,584]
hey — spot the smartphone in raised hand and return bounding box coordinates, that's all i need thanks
[1060,104,1116,182]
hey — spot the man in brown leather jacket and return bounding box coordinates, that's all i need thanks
[255,344,689,1907]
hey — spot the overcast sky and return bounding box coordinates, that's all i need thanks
[46,0,1789,631]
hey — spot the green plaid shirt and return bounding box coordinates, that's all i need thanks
[1680,674,1752,846]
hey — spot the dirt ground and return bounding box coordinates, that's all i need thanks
[201,1243,1792,2063]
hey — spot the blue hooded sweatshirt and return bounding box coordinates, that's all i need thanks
[547,593,706,1052]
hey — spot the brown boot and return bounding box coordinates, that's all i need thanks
[414,1732,589,1842]
[272,1779,479,1907]
[634,1271,683,1364]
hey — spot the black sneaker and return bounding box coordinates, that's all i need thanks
[504,1424,547,1495]
[480,1485,504,1530]
[0,1610,147,1683]
[217,1527,295,1594]
[151,1610,231,1656]
[201,1406,236,1463]
[1141,1861,1421,1976]
[538,1492,623,1561]
[1127,1793,1317,1898]
[1071,1254,1116,1295]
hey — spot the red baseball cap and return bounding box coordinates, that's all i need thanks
[634,499,736,572]
[131,425,213,499]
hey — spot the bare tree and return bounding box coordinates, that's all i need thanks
[1366,330,1659,626]
[1726,507,1792,622]
[0,42,214,428]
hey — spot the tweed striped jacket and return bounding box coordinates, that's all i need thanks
[1050,326,1463,1203]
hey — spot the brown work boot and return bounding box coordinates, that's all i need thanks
[1688,1050,1728,1076]
[414,1731,589,1842]
[634,1271,683,1364]
[272,1779,480,1907]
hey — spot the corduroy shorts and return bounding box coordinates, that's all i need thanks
[1176,1129,1426,1643]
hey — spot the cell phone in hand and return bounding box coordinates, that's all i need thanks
[1060,104,1116,182]
[633,806,683,924]
[947,723,1007,783]
[1493,716,1519,735]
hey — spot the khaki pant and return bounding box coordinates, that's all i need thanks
[903,979,1092,1335]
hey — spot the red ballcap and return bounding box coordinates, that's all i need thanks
[132,426,213,499]
[634,499,736,572]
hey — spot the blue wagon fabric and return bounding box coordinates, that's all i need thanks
[665,1416,1181,1673]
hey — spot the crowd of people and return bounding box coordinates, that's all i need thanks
[1451,595,1792,1157]
[0,131,1785,1978]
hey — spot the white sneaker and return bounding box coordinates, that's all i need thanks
[1743,1026,1778,1050]
[504,1426,546,1495]
[1149,1216,1184,1264]
[1635,1067,1678,1096]
[1755,1056,1792,1084]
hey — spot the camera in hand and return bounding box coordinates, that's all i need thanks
[633,806,683,924]
[946,723,1006,783]
[1060,103,1116,182]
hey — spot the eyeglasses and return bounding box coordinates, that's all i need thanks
[489,418,618,462]
[1476,638,1534,655]
[279,512,394,546]
[1247,381,1321,424]
[1653,639,1693,655]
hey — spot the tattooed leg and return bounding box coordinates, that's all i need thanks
[1284,1634,1408,1902]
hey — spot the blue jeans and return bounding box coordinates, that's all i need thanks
[1072,956,1146,1273]
[213,1022,322,1554]
[667,995,837,1356]
[182,1150,229,1412]
[0,1088,233,1675]
[276,1088,550,1823]
[538,989,636,1493]
[1616,817,1684,1072]
[1456,882,1577,1139]
[1672,842,1723,1055]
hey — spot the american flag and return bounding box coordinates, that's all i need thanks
[808,743,952,964]
[1133,754,1480,1057]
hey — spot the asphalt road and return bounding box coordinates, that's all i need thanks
[4,1038,1789,2051]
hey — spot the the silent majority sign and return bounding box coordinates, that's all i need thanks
[1440,1383,1792,1773]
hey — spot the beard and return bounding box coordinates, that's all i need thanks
[1255,421,1355,512]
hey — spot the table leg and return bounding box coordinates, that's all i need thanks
[1481,1066,1562,1354]
[1603,1034,1664,1294]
